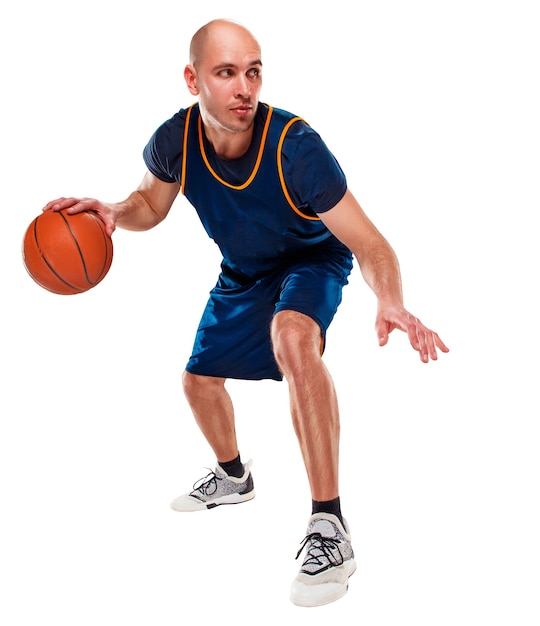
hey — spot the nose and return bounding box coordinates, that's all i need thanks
[235,74,251,99]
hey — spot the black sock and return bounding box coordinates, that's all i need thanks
[312,497,344,526]
[218,453,244,478]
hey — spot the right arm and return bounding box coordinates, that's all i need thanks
[43,171,181,237]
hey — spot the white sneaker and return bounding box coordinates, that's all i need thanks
[170,459,255,512]
[290,513,356,607]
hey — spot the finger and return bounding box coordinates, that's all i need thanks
[42,197,67,211]
[406,320,422,354]
[422,327,451,362]
[424,331,439,362]
[434,332,450,353]
[412,321,433,362]
[42,197,80,212]
[375,319,390,346]
[65,198,94,214]
[419,327,449,361]
[406,321,433,363]
[103,220,116,238]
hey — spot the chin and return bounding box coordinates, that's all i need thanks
[226,118,255,133]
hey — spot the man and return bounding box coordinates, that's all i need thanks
[44,19,448,607]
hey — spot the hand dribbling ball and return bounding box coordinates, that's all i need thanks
[22,209,113,295]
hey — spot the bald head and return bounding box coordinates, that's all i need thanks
[184,19,263,145]
[189,19,261,68]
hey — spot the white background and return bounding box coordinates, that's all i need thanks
[1,1,539,624]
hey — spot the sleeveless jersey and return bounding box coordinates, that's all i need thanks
[179,104,347,280]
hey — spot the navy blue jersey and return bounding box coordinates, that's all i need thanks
[143,103,349,279]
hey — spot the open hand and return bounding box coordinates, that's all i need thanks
[43,197,117,237]
[376,306,449,363]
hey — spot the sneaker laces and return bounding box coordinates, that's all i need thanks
[295,532,345,571]
[191,469,225,496]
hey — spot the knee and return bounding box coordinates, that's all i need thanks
[182,371,224,400]
[271,311,322,374]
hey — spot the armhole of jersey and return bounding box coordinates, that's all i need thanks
[180,104,195,195]
[277,117,321,222]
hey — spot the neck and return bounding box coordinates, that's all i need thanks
[203,123,254,160]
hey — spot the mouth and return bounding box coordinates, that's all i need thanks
[231,104,253,116]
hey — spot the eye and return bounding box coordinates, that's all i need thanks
[218,68,234,78]
[247,68,260,79]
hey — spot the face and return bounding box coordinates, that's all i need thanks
[185,23,263,136]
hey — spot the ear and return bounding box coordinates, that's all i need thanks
[184,65,199,95]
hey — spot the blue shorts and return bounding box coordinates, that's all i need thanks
[185,241,353,381]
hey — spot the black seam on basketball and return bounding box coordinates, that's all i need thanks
[58,211,97,286]
[33,216,83,293]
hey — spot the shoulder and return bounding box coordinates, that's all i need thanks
[143,106,193,183]
[270,106,346,213]
[267,104,311,137]
[152,107,192,142]
[274,112,334,167]
[265,104,329,165]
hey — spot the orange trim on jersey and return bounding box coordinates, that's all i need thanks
[180,104,195,195]
[277,117,321,221]
[197,104,274,190]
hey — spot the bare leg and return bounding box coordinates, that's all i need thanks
[182,371,238,463]
[271,310,340,502]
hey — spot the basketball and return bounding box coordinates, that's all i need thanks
[22,209,113,295]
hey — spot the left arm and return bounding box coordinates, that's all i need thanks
[319,189,449,362]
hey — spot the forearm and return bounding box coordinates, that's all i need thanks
[114,172,180,231]
[114,189,166,231]
[356,238,404,309]
[319,189,404,308]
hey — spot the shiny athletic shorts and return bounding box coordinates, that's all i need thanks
[185,242,353,381]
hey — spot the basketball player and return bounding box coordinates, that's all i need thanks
[43,19,449,607]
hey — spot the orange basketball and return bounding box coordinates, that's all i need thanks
[22,209,113,295]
